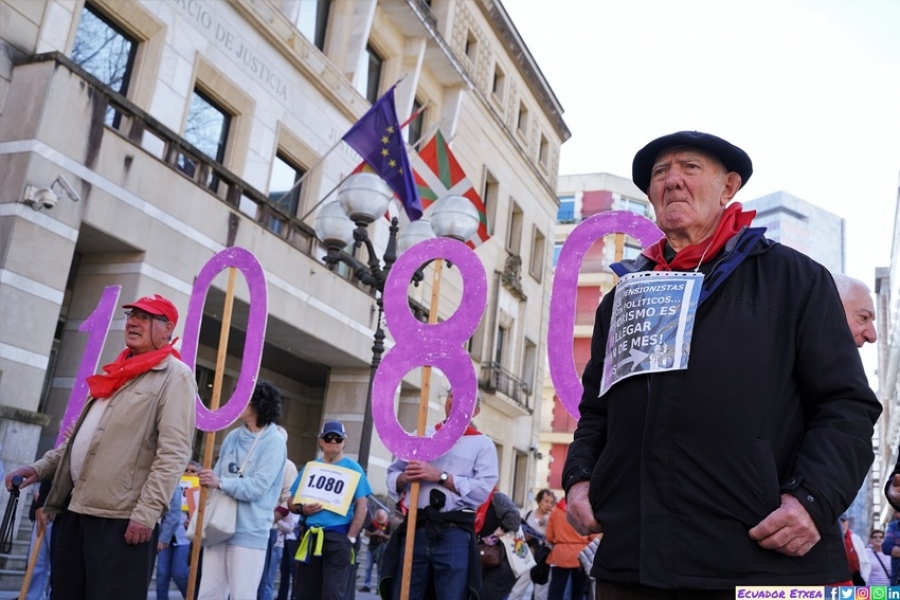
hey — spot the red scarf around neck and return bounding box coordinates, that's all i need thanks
[87,344,180,399]
[843,528,861,573]
[642,202,756,272]
[475,487,497,533]
[434,421,482,436]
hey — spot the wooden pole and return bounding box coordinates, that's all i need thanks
[613,233,625,284]
[186,267,238,600]
[399,259,444,600]
[18,527,43,598]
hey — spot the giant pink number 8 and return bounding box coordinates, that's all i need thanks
[372,237,487,461]
[548,211,661,419]
[181,247,268,431]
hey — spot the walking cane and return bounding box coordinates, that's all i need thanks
[19,526,44,598]
[0,475,23,553]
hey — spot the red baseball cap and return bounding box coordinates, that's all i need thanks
[122,294,178,325]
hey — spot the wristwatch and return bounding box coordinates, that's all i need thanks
[348,535,357,544]
[439,471,449,485]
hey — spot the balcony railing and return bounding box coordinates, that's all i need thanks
[479,362,532,412]
[27,52,321,258]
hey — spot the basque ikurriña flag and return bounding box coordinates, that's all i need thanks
[409,130,491,248]
[342,86,423,221]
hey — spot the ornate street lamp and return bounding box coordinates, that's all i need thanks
[313,173,479,471]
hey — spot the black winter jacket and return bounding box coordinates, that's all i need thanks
[563,231,881,588]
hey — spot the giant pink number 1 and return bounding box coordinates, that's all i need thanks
[57,285,121,446]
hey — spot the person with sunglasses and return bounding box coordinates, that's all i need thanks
[289,421,372,600]
[5,293,196,599]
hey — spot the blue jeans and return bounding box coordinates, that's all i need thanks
[25,521,52,600]
[258,545,283,600]
[392,527,471,600]
[258,528,279,600]
[364,543,384,587]
[156,543,189,599]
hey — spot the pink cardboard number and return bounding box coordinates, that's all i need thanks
[58,285,121,446]
[548,211,661,419]
[181,247,268,432]
[372,238,487,461]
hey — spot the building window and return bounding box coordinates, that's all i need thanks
[407,97,426,148]
[482,170,499,236]
[267,153,306,235]
[557,194,575,223]
[356,44,383,104]
[181,89,231,191]
[492,63,505,100]
[507,202,523,254]
[539,134,550,169]
[618,196,651,218]
[296,0,330,50]
[553,241,564,267]
[530,227,545,281]
[465,30,478,62]
[495,324,507,366]
[512,450,528,505]
[522,338,537,394]
[517,102,528,136]
[71,3,137,127]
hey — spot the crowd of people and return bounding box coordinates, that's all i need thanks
[6,129,897,599]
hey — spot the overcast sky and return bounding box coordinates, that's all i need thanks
[502,0,900,379]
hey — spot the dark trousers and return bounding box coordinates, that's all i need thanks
[277,537,299,600]
[50,510,159,600]
[549,566,588,600]
[596,581,734,600]
[292,531,353,600]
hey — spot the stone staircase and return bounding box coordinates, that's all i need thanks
[0,492,35,597]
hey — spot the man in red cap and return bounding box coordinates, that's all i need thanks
[6,293,196,599]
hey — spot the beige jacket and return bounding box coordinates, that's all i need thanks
[34,354,196,528]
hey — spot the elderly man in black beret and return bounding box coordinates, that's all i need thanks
[562,131,881,597]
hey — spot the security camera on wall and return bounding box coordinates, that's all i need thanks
[22,175,81,211]
[23,185,58,210]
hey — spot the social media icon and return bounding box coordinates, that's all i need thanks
[825,587,840,600]
[841,588,857,600]
[858,587,871,600]
[871,586,887,600]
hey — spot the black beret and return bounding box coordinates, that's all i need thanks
[632,131,753,194]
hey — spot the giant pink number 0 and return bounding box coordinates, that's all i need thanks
[548,211,661,419]
[372,238,487,461]
[181,247,268,431]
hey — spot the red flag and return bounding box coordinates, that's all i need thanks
[409,130,490,248]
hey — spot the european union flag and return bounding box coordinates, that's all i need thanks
[342,86,423,221]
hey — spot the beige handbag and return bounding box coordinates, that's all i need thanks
[186,428,265,546]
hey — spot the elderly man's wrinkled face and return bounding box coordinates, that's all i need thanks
[648,148,741,251]
[842,287,877,347]
[125,309,174,355]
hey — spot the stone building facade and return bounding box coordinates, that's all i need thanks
[0,0,569,519]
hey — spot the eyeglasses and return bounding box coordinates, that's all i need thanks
[321,434,344,444]
[125,310,168,324]
[185,468,199,474]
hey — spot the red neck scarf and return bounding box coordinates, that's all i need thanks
[844,528,861,572]
[434,422,481,436]
[642,203,756,272]
[475,488,497,533]
[87,344,180,399]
